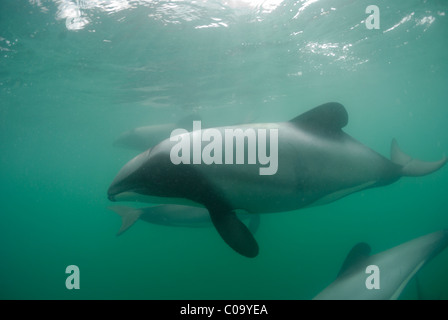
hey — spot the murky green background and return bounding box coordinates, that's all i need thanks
[1,0,447,299]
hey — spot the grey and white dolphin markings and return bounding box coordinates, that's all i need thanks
[108,204,260,236]
[314,229,448,300]
[107,102,447,258]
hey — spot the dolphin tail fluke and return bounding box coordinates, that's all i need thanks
[108,206,142,236]
[390,139,447,177]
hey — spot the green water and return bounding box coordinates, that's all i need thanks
[1,0,447,300]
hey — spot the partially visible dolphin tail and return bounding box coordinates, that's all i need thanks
[390,139,447,177]
[108,206,142,236]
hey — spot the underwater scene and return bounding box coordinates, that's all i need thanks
[1,0,447,300]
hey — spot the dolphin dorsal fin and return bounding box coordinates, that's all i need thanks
[337,242,371,278]
[290,102,348,135]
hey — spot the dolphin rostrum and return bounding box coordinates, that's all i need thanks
[314,229,448,300]
[108,204,260,236]
[107,102,446,257]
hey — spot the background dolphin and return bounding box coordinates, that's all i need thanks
[113,115,202,151]
[314,229,448,300]
[107,102,447,257]
[108,204,260,236]
[113,113,257,151]
[113,123,180,151]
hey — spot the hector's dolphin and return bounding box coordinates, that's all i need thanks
[113,123,180,151]
[113,115,202,151]
[108,204,260,236]
[107,103,447,258]
[314,229,448,300]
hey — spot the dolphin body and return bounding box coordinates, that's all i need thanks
[107,103,447,258]
[314,229,448,300]
[113,123,180,151]
[108,204,260,236]
[113,115,202,151]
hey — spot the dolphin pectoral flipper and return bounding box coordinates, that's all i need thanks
[391,139,447,177]
[208,208,259,258]
[247,214,261,235]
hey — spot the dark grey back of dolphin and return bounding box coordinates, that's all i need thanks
[107,102,447,258]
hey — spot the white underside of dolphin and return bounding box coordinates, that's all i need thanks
[107,102,447,257]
